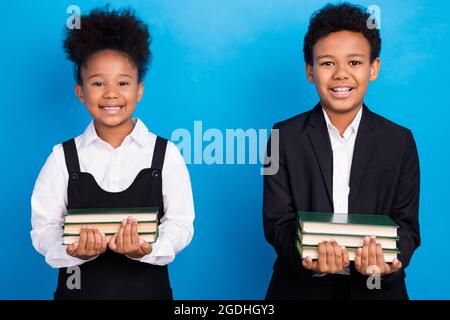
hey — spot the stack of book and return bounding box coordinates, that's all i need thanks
[63,207,159,245]
[296,212,400,262]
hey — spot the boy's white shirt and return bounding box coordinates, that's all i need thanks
[30,118,195,268]
[312,106,362,276]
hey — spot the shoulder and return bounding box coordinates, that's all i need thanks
[368,109,413,141]
[273,109,312,130]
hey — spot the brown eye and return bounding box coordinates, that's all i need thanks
[320,61,334,66]
[349,61,362,66]
[118,81,129,86]
[92,82,104,87]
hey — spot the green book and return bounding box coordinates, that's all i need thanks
[297,229,398,250]
[297,212,398,238]
[296,240,399,263]
[64,207,158,224]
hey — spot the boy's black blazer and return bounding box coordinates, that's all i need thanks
[263,103,420,299]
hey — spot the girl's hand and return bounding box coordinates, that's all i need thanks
[66,227,107,260]
[108,217,152,259]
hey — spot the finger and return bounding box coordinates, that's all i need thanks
[302,256,313,269]
[108,234,118,251]
[85,227,95,254]
[317,242,328,273]
[100,234,108,253]
[391,258,402,272]
[342,246,350,268]
[93,228,102,252]
[325,241,336,273]
[368,236,378,269]
[67,242,78,256]
[376,243,386,273]
[116,219,126,251]
[361,236,370,274]
[354,247,362,272]
[331,240,343,271]
[78,227,87,252]
[139,239,152,255]
[131,220,139,248]
[123,218,133,252]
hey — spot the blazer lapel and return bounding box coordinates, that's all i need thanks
[348,105,376,211]
[307,104,333,207]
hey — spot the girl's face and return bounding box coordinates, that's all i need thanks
[75,49,144,130]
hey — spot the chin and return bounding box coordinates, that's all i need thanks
[323,100,361,114]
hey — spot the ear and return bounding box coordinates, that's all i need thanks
[137,82,144,102]
[74,84,85,104]
[305,63,315,83]
[369,57,381,82]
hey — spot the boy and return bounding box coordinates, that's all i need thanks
[31,7,194,299]
[263,3,420,299]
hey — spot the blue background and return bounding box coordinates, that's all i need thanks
[1,0,449,299]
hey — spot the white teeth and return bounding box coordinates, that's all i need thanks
[101,106,123,111]
[332,87,351,92]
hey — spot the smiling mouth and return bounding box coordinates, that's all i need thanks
[99,105,125,113]
[329,87,353,98]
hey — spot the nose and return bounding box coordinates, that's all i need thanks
[103,84,119,99]
[333,64,350,80]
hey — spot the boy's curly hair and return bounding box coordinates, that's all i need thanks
[303,2,381,65]
[63,6,151,83]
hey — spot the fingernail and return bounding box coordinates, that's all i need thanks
[122,219,126,225]
[139,239,144,245]
[364,236,370,243]
[357,248,362,254]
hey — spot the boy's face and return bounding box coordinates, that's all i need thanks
[75,50,144,129]
[306,30,380,114]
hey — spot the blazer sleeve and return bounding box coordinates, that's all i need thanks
[263,124,314,276]
[390,129,421,272]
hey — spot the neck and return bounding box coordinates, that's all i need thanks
[323,104,362,137]
[94,118,135,148]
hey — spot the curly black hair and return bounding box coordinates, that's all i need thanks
[303,2,381,65]
[63,6,151,84]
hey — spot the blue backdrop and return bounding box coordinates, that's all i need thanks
[1,0,449,299]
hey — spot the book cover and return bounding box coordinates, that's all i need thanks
[297,211,398,227]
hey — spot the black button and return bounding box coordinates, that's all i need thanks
[71,173,79,180]
[152,170,160,177]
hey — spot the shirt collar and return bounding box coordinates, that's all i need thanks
[79,118,150,150]
[322,106,363,140]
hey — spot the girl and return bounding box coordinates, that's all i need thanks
[31,7,195,300]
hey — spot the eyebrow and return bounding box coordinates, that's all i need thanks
[317,53,366,59]
[87,73,133,79]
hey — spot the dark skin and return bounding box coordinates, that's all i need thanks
[303,31,401,276]
[66,49,151,260]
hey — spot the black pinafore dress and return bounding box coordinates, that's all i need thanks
[54,137,173,300]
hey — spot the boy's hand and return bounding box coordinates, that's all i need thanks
[66,227,107,260]
[108,217,152,259]
[302,240,350,273]
[355,236,402,276]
